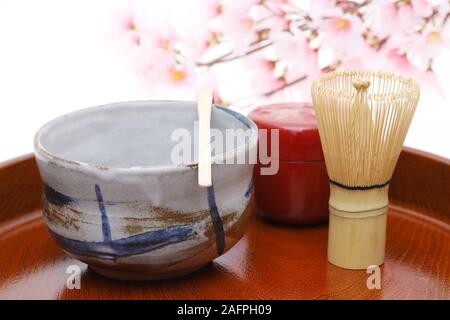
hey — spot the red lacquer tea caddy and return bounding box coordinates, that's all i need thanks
[249,102,329,225]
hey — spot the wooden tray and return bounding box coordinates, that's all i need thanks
[0,148,449,300]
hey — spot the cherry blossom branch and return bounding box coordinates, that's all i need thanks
[113,0,450,105]
[337,0,371,14]
[261,61,342,98]
[197,40,272,67]
[263,75,307,97]
[197,0,374,70]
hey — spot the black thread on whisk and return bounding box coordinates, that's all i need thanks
[329,179,390,190]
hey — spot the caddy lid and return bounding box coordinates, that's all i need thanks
[248,102,324,161]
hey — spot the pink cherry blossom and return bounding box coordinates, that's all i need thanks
[396,4,420,32]
[435,0,450,23]
[367,0,419,42]
[159,61,195,89]
[262,0,289,15]
[138,51,195,96]
[109,3,141,54]
[243,56,284,95]
[308,0,341,21]
[411,69,445,97]
[364,0,397,39]
[407,24,450,69]
[138,20,179,54]
[271,31,311,61]
[412,0,434,17]
[110,0,450,104]
[180,28,214,61]
[199,0,223,20]
[360,46,414,76]
[271,30,318,81]
[221,1,260,52]
[319,12,366,63]
[252,3,289,34]
[384,48,414,72]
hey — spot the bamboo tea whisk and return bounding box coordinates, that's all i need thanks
[311,70,420,270]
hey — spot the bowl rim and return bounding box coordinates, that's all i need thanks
[34,100,258,173]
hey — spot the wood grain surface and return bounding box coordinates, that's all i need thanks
[0,149,449,300]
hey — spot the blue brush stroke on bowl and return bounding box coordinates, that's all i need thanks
[95,184,112,243]
[244,179,253,198]
[43,180,252,261]
[45,183,195,260]
[44,184,77,206]
[206,184,225,255]
[49,224,194,260]
[35,100,256,280]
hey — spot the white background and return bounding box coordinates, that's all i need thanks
[0,0,449,162]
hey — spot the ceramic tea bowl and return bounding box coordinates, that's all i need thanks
[34,100,257,281]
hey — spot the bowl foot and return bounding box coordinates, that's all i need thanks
[89,264,208,281]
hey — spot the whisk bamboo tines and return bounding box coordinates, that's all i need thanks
[311,70,420,270]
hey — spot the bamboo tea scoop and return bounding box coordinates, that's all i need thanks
[197,90,213,187]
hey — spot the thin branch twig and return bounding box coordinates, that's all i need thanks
[197,41,272,67]
[264,75,308,97]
